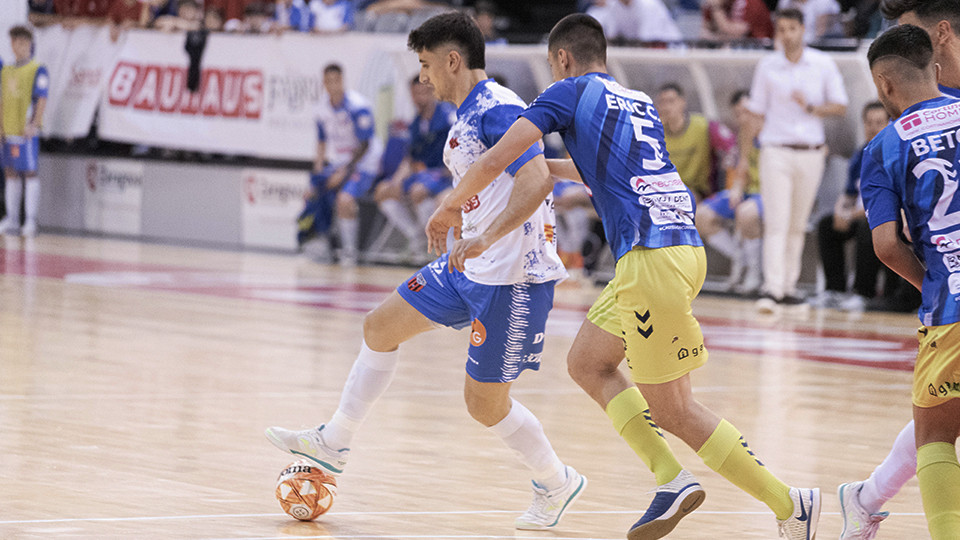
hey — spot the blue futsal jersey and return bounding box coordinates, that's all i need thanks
[861,95,960,326]
[521,72,702,262]
[409,101,455,169]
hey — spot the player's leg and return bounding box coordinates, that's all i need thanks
[298,168,336,252]
[697,191,742,289]
[21,136,40,236]
[2,141,23,234]
[912,323,960,539]
[461,278,585,530]
[410,169,450,234]
[734,196,763,295]
[336,172,375,266]
[374,174,422,251]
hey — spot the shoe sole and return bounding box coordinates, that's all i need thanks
[807,488,821,540]
[627,486,705,540]
[515,474,588,530]
[837,483,853,539]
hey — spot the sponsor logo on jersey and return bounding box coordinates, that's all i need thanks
[461,194,480,214]
[895,100,960,140]
[630,172,684,194]
[544,224,555,243]
[933,230,960,253]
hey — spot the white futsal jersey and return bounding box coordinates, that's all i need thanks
[444,79,566,286]
[315,90,383,174]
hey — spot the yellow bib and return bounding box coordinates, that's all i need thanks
[664,114,713,196]
[2,60,42,136]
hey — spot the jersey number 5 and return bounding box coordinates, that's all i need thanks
[629,116,666,171]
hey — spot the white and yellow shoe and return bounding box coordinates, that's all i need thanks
[265,424,349,475]
[515,465,587,530]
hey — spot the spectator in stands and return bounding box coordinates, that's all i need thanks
[108,0,151,38]
[586,0,683,42]
[697,90,764,295]
[701,0,775,40]
[809,101,905,311]
[299,63,383,266]
[28,0,60,27]
[0,26,49,237]
[655,82,736,203]
[373,75,455,260]
[225,2,275,32]
[777,0,842,41]
[736,8,847,310]
[204,7,225,30]
[54,0,110,27]
[474,1,507,44]
[362,0,455,16]
[274,0,316,32]
[311,0,355,32]
[204,0,249,27]
[154,0,203,31]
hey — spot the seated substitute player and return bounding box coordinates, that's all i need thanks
[373,75,456,258]
[267,12,586,531]
[858,24,960,540]
[298,63,382,266]
[427,13,820,540]
[0,26,48,237]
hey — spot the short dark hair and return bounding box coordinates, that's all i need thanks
[867,24,933,69]
[407,11,485,70]
[775,8,805,25]
[657,82,684,97]
[324,63,343,75]
[547,13,606,66]
[881,0,960,31]
[863,100,887,118]
[9,25,33,41]
[730,89,750,106]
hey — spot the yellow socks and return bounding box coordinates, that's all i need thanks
[605,387,683,485]
[917,442,960,539]
[696,419,793,519]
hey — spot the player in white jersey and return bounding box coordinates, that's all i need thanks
[298,63,383,265]
[266,12,586,530]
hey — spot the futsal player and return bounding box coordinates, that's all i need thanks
[858,24,960,540]
[0,26,48,237]
[267,12,586,530]
[427,13,820,540]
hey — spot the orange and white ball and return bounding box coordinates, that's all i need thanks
[275,460,337,521]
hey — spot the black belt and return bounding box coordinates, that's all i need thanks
[777,143,825,151]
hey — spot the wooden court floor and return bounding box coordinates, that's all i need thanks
[0,235,934,539]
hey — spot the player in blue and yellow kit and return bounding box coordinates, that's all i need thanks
[0,26,48,237]
[858,25,960,540]
[427,13,819,540]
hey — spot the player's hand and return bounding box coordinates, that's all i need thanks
[327,167,348,190]
[790,90,807,109]
[833,210,852,232]
[448,235,490,273]
[23,123,38,138]
[425,198,461,257]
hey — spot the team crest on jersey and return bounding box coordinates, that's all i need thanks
[894,100,960,139]
[544,224,555,243]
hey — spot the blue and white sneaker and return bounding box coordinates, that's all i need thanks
[264,424,349,475]
[838,481,888,540]
[777,487,821,540]
[627,469,705,540]
[515,465,587,530]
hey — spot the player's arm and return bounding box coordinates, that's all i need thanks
[546,158,582,183]
[730,110,761,204]
[27,97,47,137]
[425,117,543,254]
[872,220,924,291]
[448,155,552,272]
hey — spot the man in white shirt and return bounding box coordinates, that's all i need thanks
[587,0,683,42]
[734,7,847,309]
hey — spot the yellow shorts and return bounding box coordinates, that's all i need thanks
[587,245,708,384]
[914,323,960,408]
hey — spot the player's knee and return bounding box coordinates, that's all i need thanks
[373,183,394,204]
[695,210,721,237]
[463,386,510,427]
[409,184,430,204]
[336,195,358,218]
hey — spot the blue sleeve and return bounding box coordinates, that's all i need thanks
[342,1,355,26]
[33,66,49,100]
[480,103,543,176]
[317,121,326,142]
[520,78,577,136]
[860,148,900,230]
[351,106,375,141]
[845,146,864,196]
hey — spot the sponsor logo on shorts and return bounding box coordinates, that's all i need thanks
[407,273,426,292]
[678,343,705,361]
[928,380,960,397]
[470,318,486,347]
[461,194,480,214]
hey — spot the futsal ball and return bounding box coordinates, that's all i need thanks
[275,460,338,521]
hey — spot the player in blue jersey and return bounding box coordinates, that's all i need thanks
[373,75,456,257]
[856,25,960,540]
[426,13,820,540]
[836,3,960,539]
[267,12,586,531]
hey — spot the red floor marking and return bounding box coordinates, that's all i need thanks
[1,248,917,372]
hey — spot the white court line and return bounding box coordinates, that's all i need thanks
[2,508,925,525]
[209,536,620,540]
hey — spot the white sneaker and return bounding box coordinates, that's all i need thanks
[515,465,587,530]
[21,221,37,237]
[264,424,349,475]
[838,294,867,312]
[838,481,888,540]
[777,487,820,540]
[0,217,18,235]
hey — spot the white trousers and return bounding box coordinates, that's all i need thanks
[758,145,827,298]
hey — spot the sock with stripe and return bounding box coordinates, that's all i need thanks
[696,418,792,519]
[917,441,960,539]
[605,387,683,486]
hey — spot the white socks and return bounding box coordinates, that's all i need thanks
[338,216,359,258]
[859,420,918,514]
[24,177,40,224]
[707,228,740,260]
[379,198,420,243]
[322,341,400,450]
[5,176,22,224]
[415,199,435,230]
[488,398,567,491]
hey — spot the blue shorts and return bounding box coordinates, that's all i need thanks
[402,169,451,196]
[313,164,376,199]
[701,189,763,221]
[553,180,585,199]
[3,136,39,173]
[397,253,556,383]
